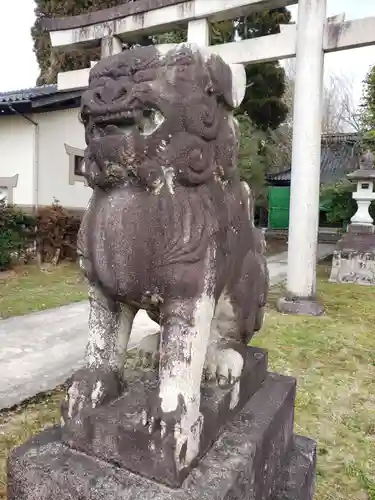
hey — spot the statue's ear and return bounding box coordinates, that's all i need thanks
[227,63,246,108]
[205,53,246,109]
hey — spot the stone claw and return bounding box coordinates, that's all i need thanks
[206,347,244,386]
[139,409,160,435]
[148,416,156,434]
[174,413,204,469]
[204,348,244,409]
[61,367,123,425]
[141,409,148,426]
[161,420,168,438]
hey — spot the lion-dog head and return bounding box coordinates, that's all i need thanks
[80,43,246,193]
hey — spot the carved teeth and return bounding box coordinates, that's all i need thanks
[96,108,165,137]
[148,416,155,434]
[117,124,134,134]
[141,409,148,426]
[139,109,165,136]
[161,421,167,438]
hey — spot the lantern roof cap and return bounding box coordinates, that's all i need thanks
[347,150,375,181]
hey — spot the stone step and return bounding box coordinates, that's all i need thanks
[8,372,299,500]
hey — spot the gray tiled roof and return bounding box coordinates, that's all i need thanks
[320,141,359,183]
[267,134,360,184]
[0,85,58,104]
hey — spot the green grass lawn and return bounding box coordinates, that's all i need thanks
[0,244,285,320]
[0,263,374,499]
[0,263,87,319]
[256,263,375,500]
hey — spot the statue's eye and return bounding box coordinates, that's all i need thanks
[206,84,215,95]
[79,111,86,124]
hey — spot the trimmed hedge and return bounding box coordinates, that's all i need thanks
[36,202,81,264]
[0,201,82,271]
[0,201,36,271]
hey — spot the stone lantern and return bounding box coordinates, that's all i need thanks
[348,151,375,226]
[330,150,375,285]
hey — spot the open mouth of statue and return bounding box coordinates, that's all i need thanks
[95,108,165,137]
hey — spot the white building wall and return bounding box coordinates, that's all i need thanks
[36,107,91,209]
[0,114,34,205]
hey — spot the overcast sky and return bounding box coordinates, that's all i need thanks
[0,0,374,109]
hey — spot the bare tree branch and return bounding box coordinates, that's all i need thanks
[266,62,360,172]
[282,63,360,133]
[321,73,359,133]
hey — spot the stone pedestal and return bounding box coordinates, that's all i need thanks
[8,347,316,500]
[276,297,324,317]
[329,224,375,285]
[330,151,375,286]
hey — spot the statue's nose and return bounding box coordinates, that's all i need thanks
[99,81,130,104]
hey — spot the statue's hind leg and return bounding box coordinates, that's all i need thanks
[204,290,245,409]
[62,284,137,424]
[204,250,268,408]
[134,309,161,369]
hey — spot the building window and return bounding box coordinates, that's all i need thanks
[0,187,8,205]
[0,175,18,205]
[65,144,87,185]
[74,155,85,177]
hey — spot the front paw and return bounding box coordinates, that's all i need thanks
[204,347,244,410]
[174,411,204,469]
[205,347,244,385]
[139,396,203,470]
[61,367,124,425]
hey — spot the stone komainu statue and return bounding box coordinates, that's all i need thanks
[64,43,269,471]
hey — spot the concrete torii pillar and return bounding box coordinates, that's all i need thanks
[277,0,327,316]
[101,35,122,58]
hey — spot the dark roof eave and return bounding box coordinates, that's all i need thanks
[0,84,58,104]
[31,88,85,108]
[266,169,292,182]
[0,101,31,107]
[0,101,33,116]
[0,89,85,115]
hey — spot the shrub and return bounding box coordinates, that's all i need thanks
[320,180,375,226]
[36,201,81,264]
[0,201,36,271]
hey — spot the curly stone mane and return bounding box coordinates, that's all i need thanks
[79,44,243,192]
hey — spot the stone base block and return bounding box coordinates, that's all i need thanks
[7,373,314,500]
[276,297,324,317]
[329,227,375,285]
[61,346,267,488]
[271,435,316,500]
[347,223,375,235]
[330,249,375,285]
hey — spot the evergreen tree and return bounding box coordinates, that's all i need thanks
[360,65,375,152]
[33,3,290,130]
[32,0,153,85]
